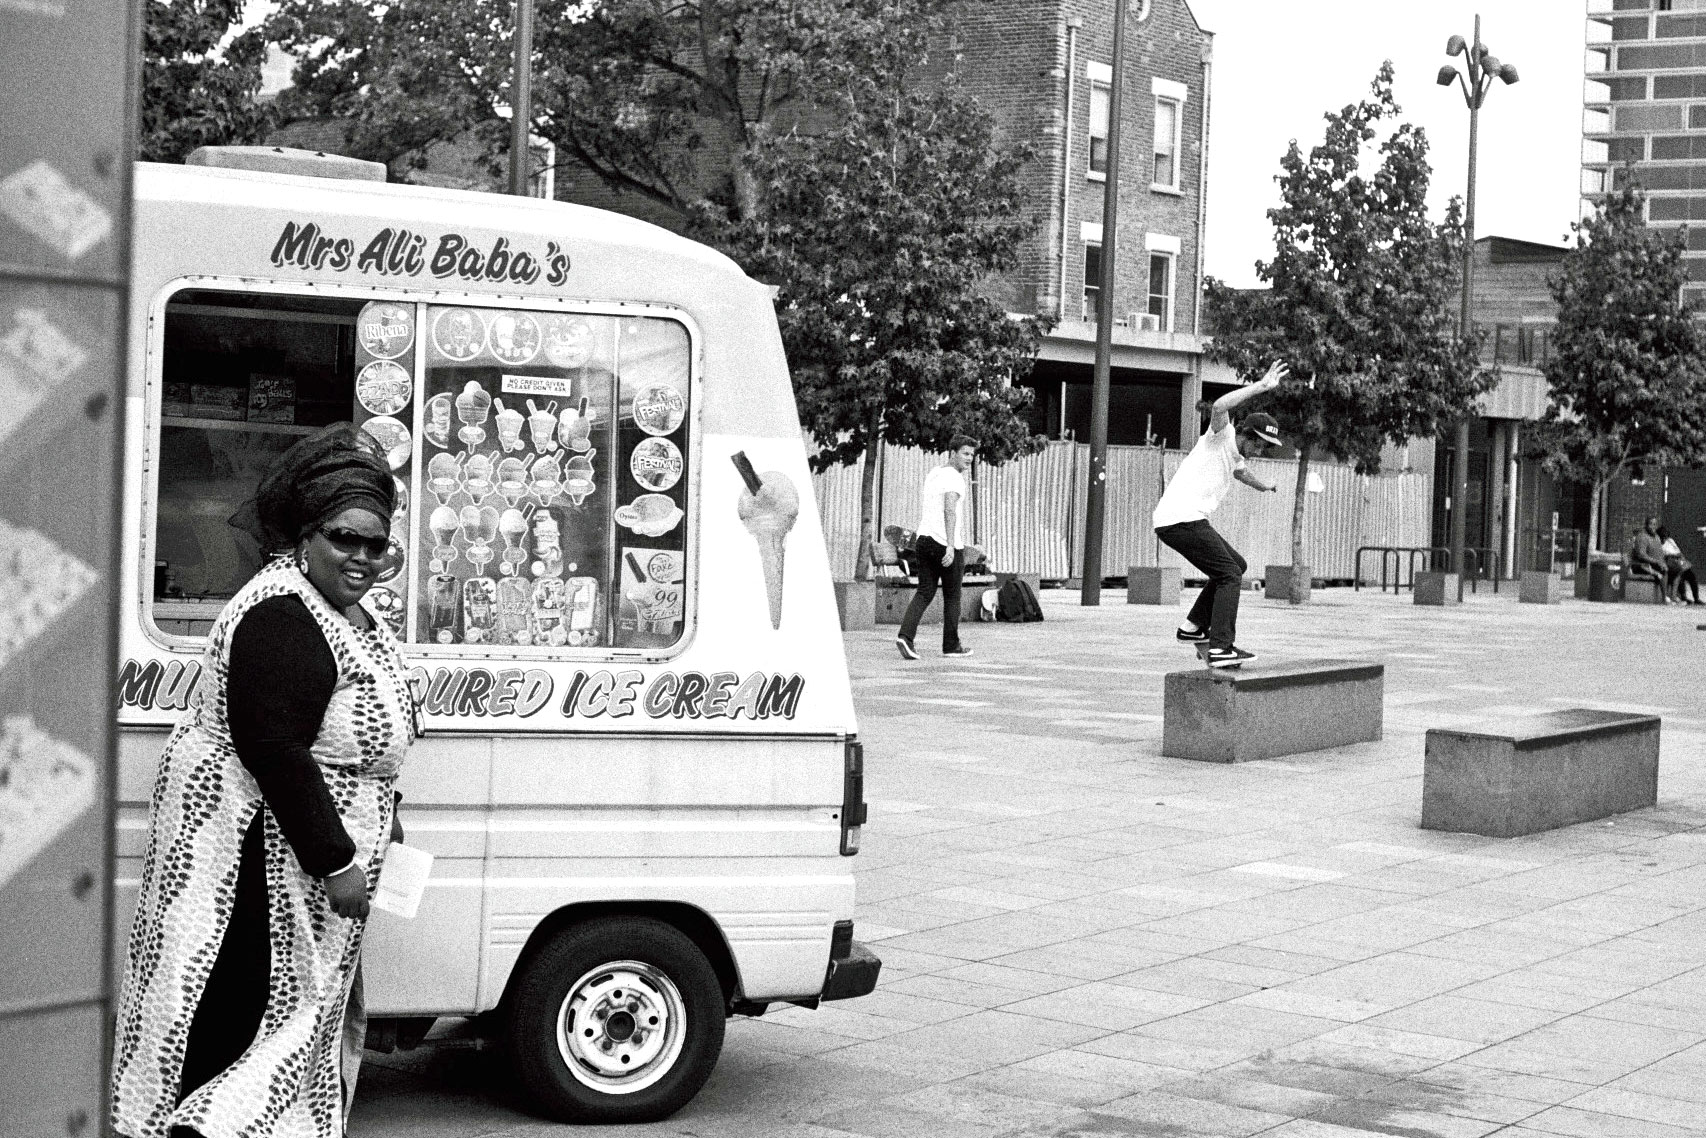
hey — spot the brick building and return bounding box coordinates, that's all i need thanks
[944,0,1220,448]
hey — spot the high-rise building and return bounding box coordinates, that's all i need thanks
[1583,0,1706,307]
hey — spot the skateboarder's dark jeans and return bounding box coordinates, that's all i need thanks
[1155,520,1246,649]
[900,536,965,652]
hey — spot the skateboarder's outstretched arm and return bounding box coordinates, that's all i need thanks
[1208,361,1288,434]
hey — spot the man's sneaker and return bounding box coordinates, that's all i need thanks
[1175,625,1208,643]
[1205,645,1256,668]
[895,636,919,660]
[943,646,974,658]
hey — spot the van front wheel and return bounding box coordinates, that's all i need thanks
[506,916,726,1123]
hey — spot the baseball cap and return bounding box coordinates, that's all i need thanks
[1242,413,1283,448]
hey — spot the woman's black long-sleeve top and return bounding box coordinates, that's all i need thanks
[224,594,357,877]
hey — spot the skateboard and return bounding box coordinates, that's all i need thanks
[1195,642,1245,673]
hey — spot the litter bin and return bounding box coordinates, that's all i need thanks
[1587,557,1624,603]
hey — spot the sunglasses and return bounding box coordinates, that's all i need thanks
[317,526,391,560]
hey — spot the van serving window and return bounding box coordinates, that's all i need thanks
[149,288,693,653]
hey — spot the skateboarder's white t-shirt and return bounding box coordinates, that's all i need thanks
[1152,423,1244,528]
[916,465,967,549]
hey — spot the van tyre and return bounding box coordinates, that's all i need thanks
[506,916,725,1123]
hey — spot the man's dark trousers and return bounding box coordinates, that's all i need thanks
[899,536,964,652]
[1155,520,1246,649]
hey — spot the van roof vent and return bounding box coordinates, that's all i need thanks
[185,145,387,183]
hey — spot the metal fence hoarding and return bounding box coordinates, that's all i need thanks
[812,440,1433,582]
[0,0,134,1130]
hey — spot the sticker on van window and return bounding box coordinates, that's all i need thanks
[432,308,486,362]
[615,494,683,537]
[630,437,682,492]
[630,382,686,436]
[357,302,414,359]
[488,312,541,366]
[357,360,413,416]
[361,416,412,471]
[542,316,594,367]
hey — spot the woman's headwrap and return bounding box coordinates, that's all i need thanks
[230,424,396,553]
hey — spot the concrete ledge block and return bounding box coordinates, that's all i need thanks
[1422,709,1660,837]
[833,580,875,631]
[1624,577,1665,605]
[1126,566,1180,605]
[1413,571,1460,606]
[1264,564,1310,602]
[874,577,991,625]
[1519,571,1566,605]
[1162,658,1384,763]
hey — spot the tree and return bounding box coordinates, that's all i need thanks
[268,0,1045,578]
[141,0,275,162]
[704,70,1045,579]
[1528,182,1706,554]
[1205,64,1489,603]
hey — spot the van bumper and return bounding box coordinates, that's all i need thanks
[821,920,881,1002]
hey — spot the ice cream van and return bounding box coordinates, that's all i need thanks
[111,147,877,1122]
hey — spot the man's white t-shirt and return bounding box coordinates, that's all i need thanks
[1152,423,1245,528]
[917,464,967,548]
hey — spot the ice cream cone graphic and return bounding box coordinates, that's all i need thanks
[731,451,798,630]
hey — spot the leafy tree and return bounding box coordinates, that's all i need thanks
[1528,182,1706,553]
[141,0,275,162]
[702,70,1045,578]
[1205,64,1489,603]
[268,0,1045,578]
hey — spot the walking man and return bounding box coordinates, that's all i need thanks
[897,435,977,660]
[1153,361,1289,667]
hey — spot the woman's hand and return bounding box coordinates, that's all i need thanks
[391,812,405,846]
[323,864,370,919]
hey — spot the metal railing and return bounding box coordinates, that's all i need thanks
[1354,546,1452,593]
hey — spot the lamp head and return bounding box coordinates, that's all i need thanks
[1437,65,1459,87]
[1482,54,1502,76]
[1499,63,1520,84]
[1446,34,1466,56]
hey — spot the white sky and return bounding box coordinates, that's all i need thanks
[1187,0,1586,287]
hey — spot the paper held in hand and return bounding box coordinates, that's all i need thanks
[373,842,433,919]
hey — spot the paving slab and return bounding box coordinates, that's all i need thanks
[351,588,1706,1138]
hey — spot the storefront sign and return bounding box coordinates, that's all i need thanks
[269,221,572,287]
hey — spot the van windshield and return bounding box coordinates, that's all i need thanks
[150,289,692,653]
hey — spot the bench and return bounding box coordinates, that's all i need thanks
[1161,659,1384,763]
[1422,709,1660,837]
[874,575,994,625]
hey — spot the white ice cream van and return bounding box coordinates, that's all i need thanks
[113,148,877,1121]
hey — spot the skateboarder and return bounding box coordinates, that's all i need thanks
[1152,361,1289,667]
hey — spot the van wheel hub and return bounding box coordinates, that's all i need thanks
[557,962,686,1091]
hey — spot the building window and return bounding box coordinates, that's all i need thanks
[1147,253,1174,332]
[1153,98,1181,189]
[1089,82,1110,179]
[1083,243,1102,321]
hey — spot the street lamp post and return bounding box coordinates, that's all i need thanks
[1080,0,1131,606]
[1437,14,1517,590]
[508,0,537,197]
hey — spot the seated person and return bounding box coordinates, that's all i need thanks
[1658,525,1702,605]
[1629,516,1670,600]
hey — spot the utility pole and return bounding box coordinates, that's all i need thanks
[1080,0,1130,606]
[508,0,537,197]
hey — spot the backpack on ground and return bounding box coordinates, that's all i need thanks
[995,578,1043,622]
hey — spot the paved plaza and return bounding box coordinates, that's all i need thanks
[354,585,1706,1138]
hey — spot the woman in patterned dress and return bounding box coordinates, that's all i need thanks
[112,425,416,1138]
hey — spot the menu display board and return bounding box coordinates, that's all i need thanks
[407,307,691,650]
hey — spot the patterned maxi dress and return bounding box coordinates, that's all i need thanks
[112,557,415,1138]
